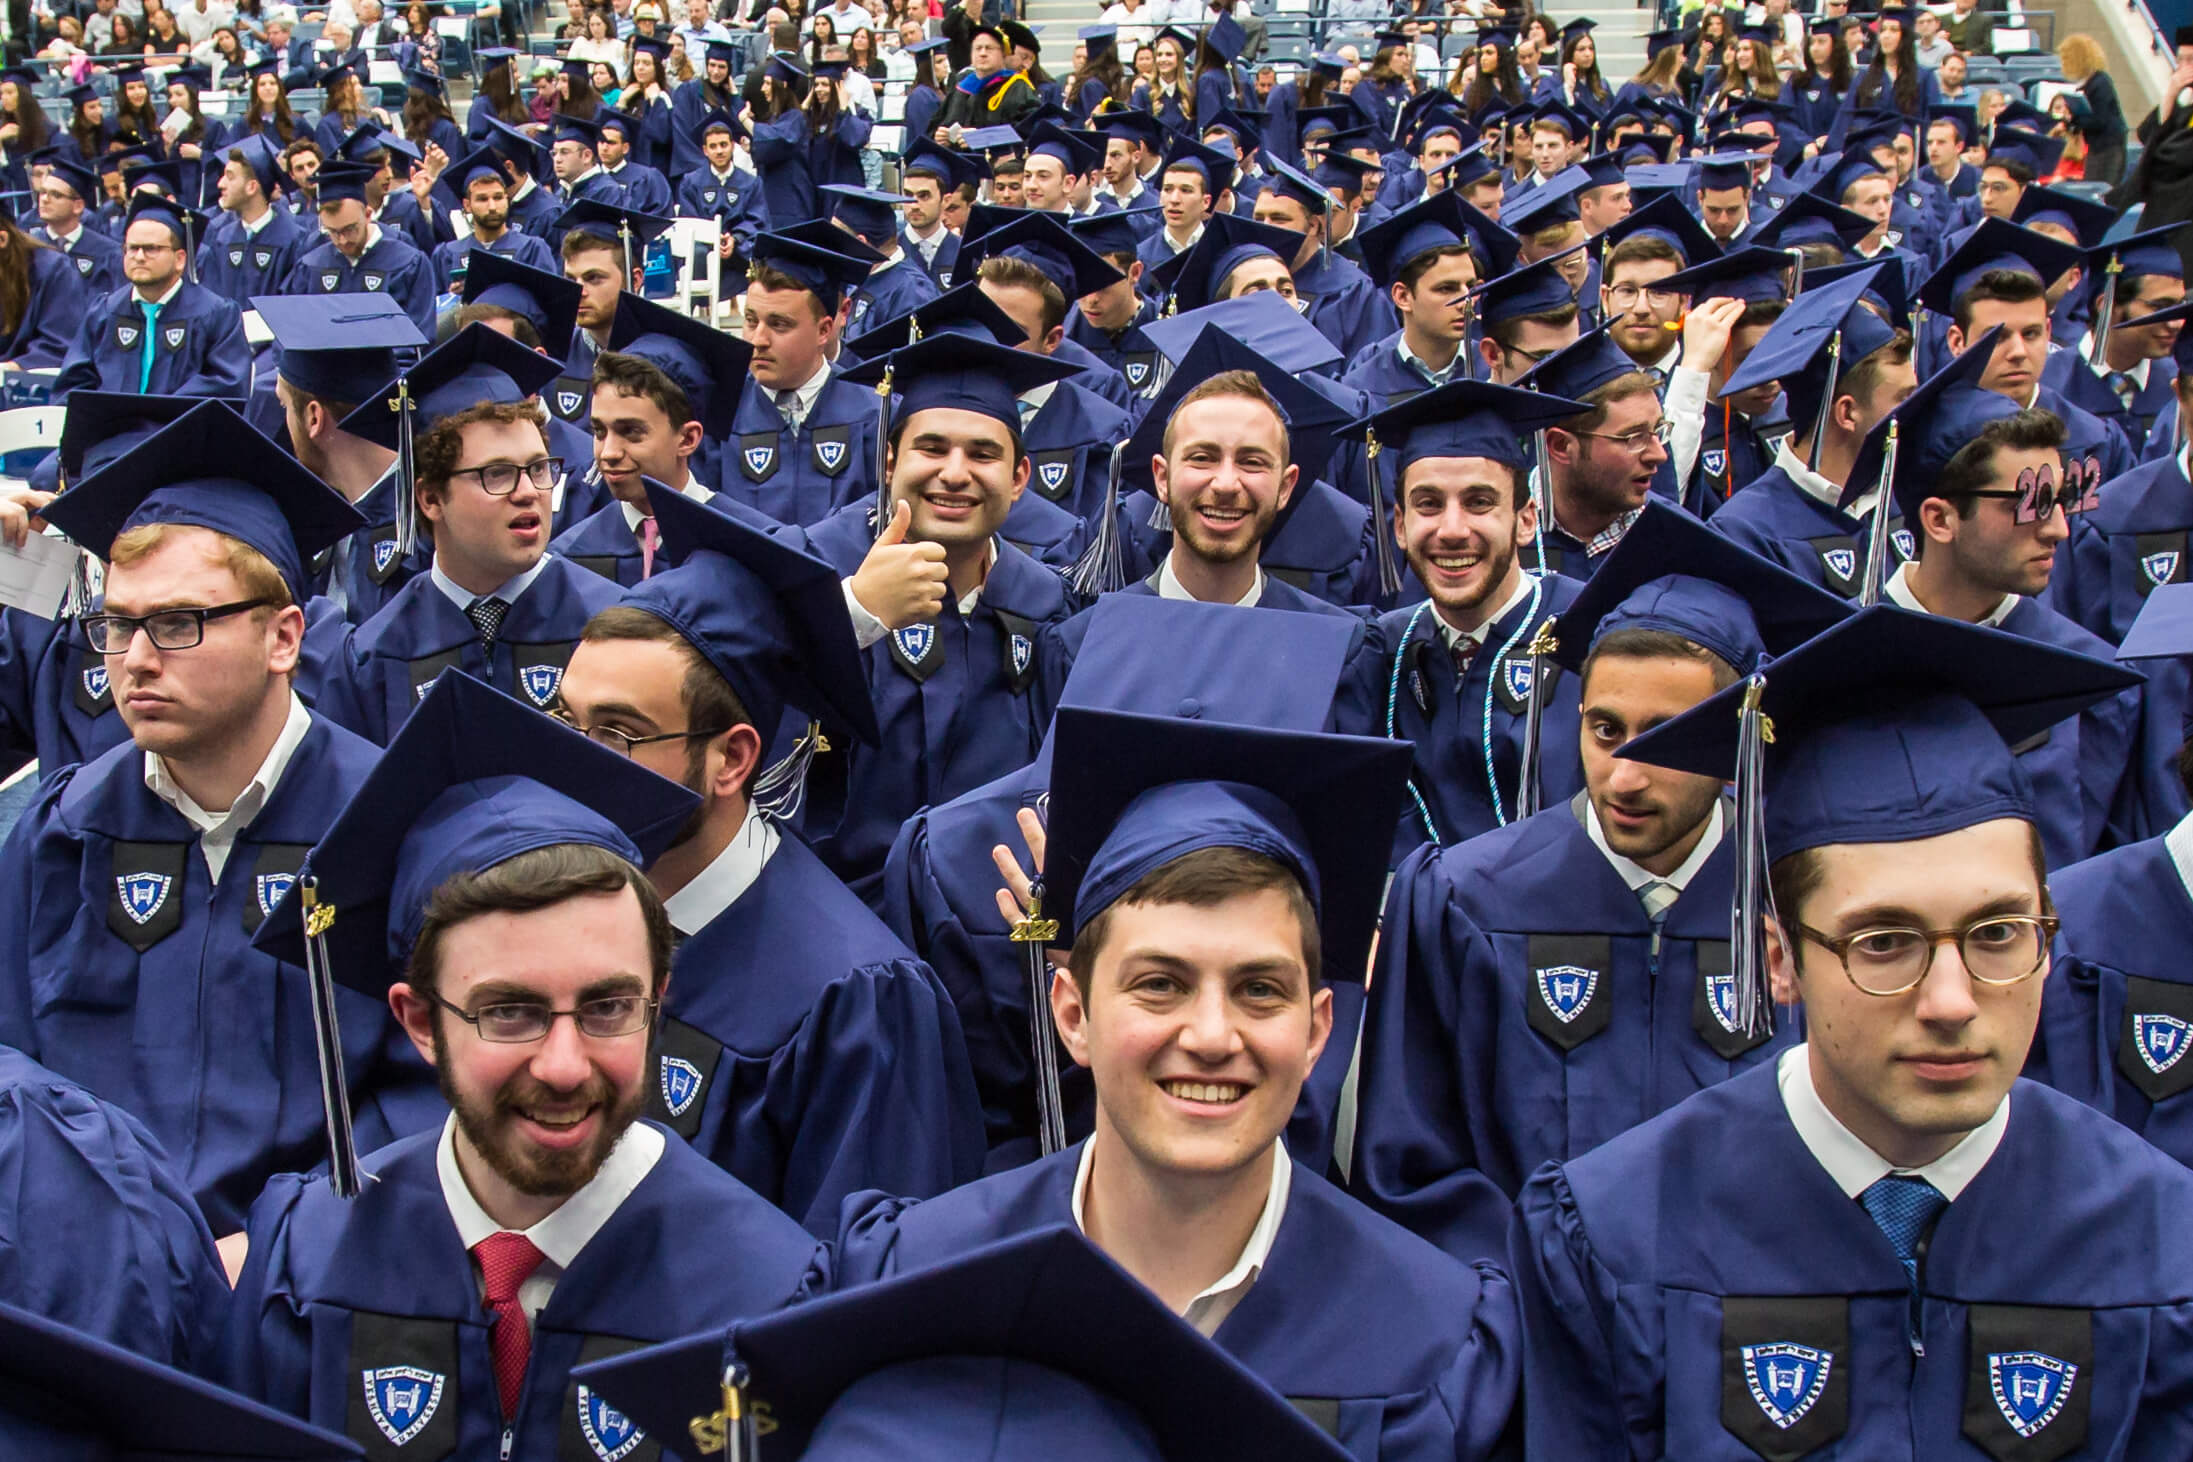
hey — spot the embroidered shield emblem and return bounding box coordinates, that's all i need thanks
[936,270,953,288]
[817,439,847,470]
[577,1384,646,1462]
[1990,1351,2077,1439]
[2134,1012,2192,1075]
[659,1055,704,1117]
[702,188,718,203]
[2144,550,2181,586]
[1038,460,1069,493]
[1534,964,1597,1023]
[1502,657,1534,703]
[255,247,273,268]
[1891,528,1915,560]
[520,664,563,706]
[163,325,185,349]
[1823,548,1857,582]
[1767,193,1786,209]
[1742,1343,1833,1430]
[362,271,386,291]
[319,270,341,291]
[414,671,443,702]
[1705,970,1741,1034]
[744,444,776,477]
[1125,360,1149,386]
[362,1366,446,1447]
[1701,448,1726,477]
[83,665,109,701]
[1010,633,1032,677]
[78,255,96,275]
[372,538,400,573]
[116,324,140,349]
[894,623,935,664]
[116,872,173,927]
[255,871,297,919]
[228,246,245,267]
[851,296,871,325]
[556,388,584,416]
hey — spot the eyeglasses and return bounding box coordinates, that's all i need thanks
[80,598,270,653]
[1963,462,2100,524]
[428,989,657,1042]
[448,456,564,496]
[1497,341,1560,365]
[122,242,177,255]
[1793,913,2058,996]
[550,707,732,757]
[1603,284,1682,312]
[1570,418,1674,452]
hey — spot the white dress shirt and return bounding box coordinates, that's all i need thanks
[429,554,552,613]
[144,691,313,880]
[618,477,711,533]
[842,540,996,649]
[661,811,778,936]
[1583,796,1724,900]
[1155,553,1262,605]
[1883,561,2016,628]
[1432,571,1535,657]
[1776,1044,2007,1201]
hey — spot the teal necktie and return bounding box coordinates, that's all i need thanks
[137,298,161,393]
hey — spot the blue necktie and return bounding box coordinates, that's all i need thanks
[137,299,161,393]
[1859,1173,1947,1285]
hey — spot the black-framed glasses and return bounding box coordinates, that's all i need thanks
[428,989,658,1043]
[1962,462,2100,525]
[1793,914,2058,996]
[448,456,563,496]
[550,707,732,757]
[80,598,270,653]
[1570,418,1674,452]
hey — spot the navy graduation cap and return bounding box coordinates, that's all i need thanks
[41,151,100,205]
[1357,189,1519,291]
[2081,223,2188,361]
[1092,108,1162,154]
[1987,124,2064,177]
[1066,207,1144,259]
[2116,580,2193,663]
[2010,182,2117,249]
[1838,324,2011,529]
[820,183,912,246]
[693,105,746,145]
[1339,376,1589,475]
[1027,120,1102,177]
[1596,191,1721,266]
[1719,262,1897,460]
[554,197,676,262]
[56,389,247,487]
[573,1226,1351,1462]
[0,1298,363,1460]
[1916,216,2081,317]
[844,280,1021,356]
[122,188,206,278]
[1533,98,1592,143]
[458,249,583,359]
[1146,212,1306,315]
[1519,326,1647,403]
[604,289,751,439]
[902,137,987,192]
[1159,131,1236,198]
[1472,253,1583,325]
[1502,167,1590,236]
[838,331,1079,431]
[751,228,885,313]
[549,112,603,152]
[1930,102,1980,146]
[1435,141,1502,193]
[958,206,1124,300]
[253,291,426,404]
[1660,246,1792,305]
[1694,151,1759,193]
[484,116,549,178]
[310,159,379,207]
[1804,255,1911,326]
[1138,292,1342,376]
[956,124,1027,154]
[44,398,364,603]
[777,216,886,270]
[1749,190,1875,254]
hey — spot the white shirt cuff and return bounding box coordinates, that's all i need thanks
[842,576,888,649]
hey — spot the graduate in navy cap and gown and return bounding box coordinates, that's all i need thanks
[1653,245,1792,518]
[2038,228,2187,451]
[195,137,309,307]
[555,485,986,1234]
[897,138,972,289]
[838,707,1523,1462]
[1344,191,1518,408]
[1519,328,1678,580]
[53,192,248,400]
[595,111,672,218]
[215,673,828,1461]
[748,55,829,232]
[721,230,886,527]
[279,160,438,341]
[795,334,1082,905]
[545,115,628,242]
[36,152,124,296]
[1354,505,1846,1260]
[1511,608,2193,1461]
[0,401,439,1234]
[330,125,442,264]
[1700,263,1923,596]
[312,326,625,744]
[550,291,748,588]
[427,148,559,290]
[671,108,770,270]
[481,119,563,240]
[824,184,940,338]
[1061,210,1163,394]
[667,39,745,178]
[1250,159,1398,366]
[1357,379,1594,860]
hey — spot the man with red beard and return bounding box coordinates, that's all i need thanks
[215,673,826,1461]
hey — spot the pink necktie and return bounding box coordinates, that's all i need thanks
[639,516,659,580]
[473,1232,546,1419]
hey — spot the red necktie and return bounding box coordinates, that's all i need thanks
[473,1232,546,1420]
[1451,638,1478,681]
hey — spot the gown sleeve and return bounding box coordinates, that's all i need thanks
[1508,1165,1644,1460]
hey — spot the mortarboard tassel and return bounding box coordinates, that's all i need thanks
[1782,245,1804,302]
[701,1360,761,1462]
[1363,426,1403,596]
[871,358,894,539]
[1858,417,1897,607]
[298,878,363,1199]
[1529,426,1553,577]
[751,720,828,822]
[1069,438,1130,597]
[1011,875,1068,1156]
[1730,674,1777,1038]
[1805,329,1841,474]
[2089,254,2121,369]
[1514,619,1558,820]
[391,379,420,561]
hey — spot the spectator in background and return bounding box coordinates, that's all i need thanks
[1943,0,1992,55]
[1936,46,1969,99]
[1912,8,1952,67]
[2057,32,2127,186]
[2044,90,2090,182]
[2114,26,2193,263]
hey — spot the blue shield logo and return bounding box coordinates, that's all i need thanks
[557,388,585,416]
[318,270,341,291]
[578,1385,645,1461]
[1989,1351,2077,1439]
[1891,528,1915,560]
[2134,1012,2192,1075]
[362,1366,445,1447]
[362,272,386,292]
[1010,633,1032,677]
[163,325,186,349]
[1038,461,1069,493]
[256,872,297,919]
[1705,971,1740,1033]
[83,665,109,701]
[373,538,399,573]
[937,270,953,289]
[2144,550,2181,586]
[78,255,96,275]
[1535,964,1597,1024]
[703,189,718,204]
[116,324,140,349]
[851,297,871,325]
[660,1056,704,1117]
[1502,658,1534,703]
[817,439,846,470]
[1741,1342,1833,1430]
[255,248,273,269]
[521,664,563,706]
[1125,360,1149,386]
[745,445,776,476]
[1823,548,1857,583]
[1701,448,1726,477]
[117,872,173,927]
[895,624,935,664]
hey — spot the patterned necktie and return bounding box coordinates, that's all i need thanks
[472,1232,546,1420]
[138,298,162,393]
[2110,371,2138,412]
[1450,636,1478,682]
[638,516,659,580]
[466,596,509,650]
[775,388,803,433]
[1859,1173,1948,1286]
[1638,879,1679,924]
[1017,397,1039,424]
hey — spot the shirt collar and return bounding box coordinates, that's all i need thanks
[1433,569,1534,649]
[2081,330,2151,389]
[1156,553,1262,605]
[48,223,83,248]
[240,206,275,237]
[143,691,312,831]
[781,359,831,415]
[436,1111,666,1267]
[1775,436,1869,517]
[1070,1134,1291,1329]
[618,478,708,531]
[429,553,553,611]
[2165,810,2193,902]
[138,273,187,308]
[1584,796,1725,895]
[1775,1044,2008,1201]
[661,811,779,935]
[1883,560,2017,627]
[1018,380,1058,416]
[1394,331,1463,386]
[1164,220,1204,253]
[957,539,998,615]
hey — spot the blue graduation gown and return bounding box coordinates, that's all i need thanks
[1338,330,1453,408]
[672,166,769,264]
[376,189,441,259]
[52,280,250,400]
[0,607,134,781]
[548,500,652,587]
[0,1045,231,1369]
[845,254,939,339]
[1707,466,1914,598]
[649,829,985,1236]
[1992,594,2147,867]
[716,373,881,528]
[903,82,942,149]
[602,160,672,217]
[997,488,1089,573]
[1354,803,1797,1264]
[212,1125,826,1460]
[1130,80,1191,136]
[899,226,960,290]
[280,231,439,342]
[2044,346,2180,462]
[195,209,310,306]
[544,169,628,254]
[1509,1062,2193,1459]
[0,718,441,1233]
[1297,247,1398,366]
[1049,334,1137,413]
[1370,573,1585,860]
[796,506,1073,904]
[835,1145,1523,1462]
[430,226,558,292]
[1019,379,1132,524]
[3,241,92,369]
[506,178,562,239]
[49,225,122,296]
[311,470,426,627]
[749,109,818,231]
[1682,403,1779,519]
[313,556,624,745]
[2038,829,2193,1166]
[1349,75,1410,139]
[1062,295,1161,396]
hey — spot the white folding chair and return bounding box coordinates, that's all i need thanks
[667,216,726,324]
[0,405,65,491]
